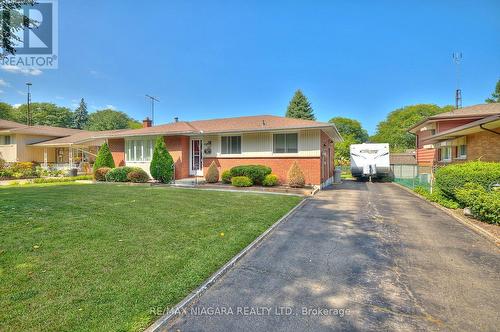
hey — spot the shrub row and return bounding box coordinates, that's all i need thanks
[413,186,460,209]
[229,165,272,185]
[32,175,93,184]
[95,166,150,183]
[435,161,500,199]
[455,183,500,224]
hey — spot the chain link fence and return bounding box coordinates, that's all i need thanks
[391,164,434,191]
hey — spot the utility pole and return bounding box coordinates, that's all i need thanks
[26,82,32,125]
[145,94,160,125]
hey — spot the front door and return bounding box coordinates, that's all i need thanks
[190,139,203,176]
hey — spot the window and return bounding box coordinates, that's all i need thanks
[0,135,11,145]
[125,138,155,162]
[458,144,467,158]
[439,146,452,162]
[273,133,298,153]
[221,136,241,154]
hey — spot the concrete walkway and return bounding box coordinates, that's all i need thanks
[168,180,500,331]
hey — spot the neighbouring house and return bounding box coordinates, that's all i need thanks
[389,151,417,180]
[1,115,342,186]
[408,103,500,166]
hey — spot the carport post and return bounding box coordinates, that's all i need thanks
[43,148,48,168]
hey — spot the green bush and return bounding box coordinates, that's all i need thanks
[127,169,150,183]
[205,161,219,183]
[231,176,253,187]
[9,162,37,178]
[93,143,115,172]
[105,166,135,182]
[94,167,111,181]
[435,161,500,199]
[413,186,460,209]
[230,165,271,185]
[262,174,279,187]
[455,183,500,224]
[0,168,14,179]
[221,170,232,184]
[150,137,174,183]
[0,155,5,170]
[33,175,93,184]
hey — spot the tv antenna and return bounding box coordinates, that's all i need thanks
[145,94,160,125]
[452,52,462,109]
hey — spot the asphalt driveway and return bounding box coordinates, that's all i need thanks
[168,180,500,331]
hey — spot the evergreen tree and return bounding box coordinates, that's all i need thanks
[73,98,89,129]
[285,90,316,120]
[93,143,115,172]
[485,79,500,103]
[150,137,174,183]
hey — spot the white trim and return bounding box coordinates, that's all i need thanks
[189,138,203,176]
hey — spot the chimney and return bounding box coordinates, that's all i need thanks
[142,117,152,128]
[174,117,179,123]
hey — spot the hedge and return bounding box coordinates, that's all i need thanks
[435,161,500,199]
[455,183,500,224]
[32,175,93,184]
[231,176,253,187]
[230,165,271,185]
[413,186,459,209]
[105,166,136,182]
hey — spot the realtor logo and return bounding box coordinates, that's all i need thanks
[1,0,58,69]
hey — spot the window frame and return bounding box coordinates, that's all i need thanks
[273,133,299,154]
[125,138,155,162]
[458,144,467,159]
[0,135,12,145]
[439,146,452,162]
[220,135,242,155]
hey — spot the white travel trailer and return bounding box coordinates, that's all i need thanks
[350,143,390,180]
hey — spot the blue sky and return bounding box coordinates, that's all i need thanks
[0,0,499,134]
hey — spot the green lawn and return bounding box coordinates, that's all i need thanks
[0,183,302,331]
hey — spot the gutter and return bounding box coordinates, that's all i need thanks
[479,124,500,135]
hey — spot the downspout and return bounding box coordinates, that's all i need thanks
[479,124,500,135]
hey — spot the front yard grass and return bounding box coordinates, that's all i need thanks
[0,183,302,331]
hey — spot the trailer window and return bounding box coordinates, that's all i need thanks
[359,149,378,154]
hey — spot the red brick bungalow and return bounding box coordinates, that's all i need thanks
[408,104,500,166]
[28,115,342,187]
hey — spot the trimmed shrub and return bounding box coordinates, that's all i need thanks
[105,166,135,182]
[94,167,111,181]
[435,161,500,199]
[262,173,279,187]
[231,176,253,187]
[455,183,500,224]
[221,170,232,184]
[287,161,305,188]
[127,169,150,183]
[93,143,115,172]
[150,137,174,183]
[205,161,219,183]
[230,165,271,185]
[413,186,460,209]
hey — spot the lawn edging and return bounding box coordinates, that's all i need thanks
[392,182,499,246]
[144,197,309,332]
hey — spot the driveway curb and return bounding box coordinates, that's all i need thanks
[144,198,310,332]
[392,182,499,246]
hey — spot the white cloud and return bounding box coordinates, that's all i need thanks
[0,79,9,87]
[1,65,43,76]
[13,103,22,108]
[104,104,116,110]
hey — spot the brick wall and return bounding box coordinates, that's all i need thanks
[164,135,190,179]
[108,138,125,166]
[203,157,321,185]
[466,127,500,162]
